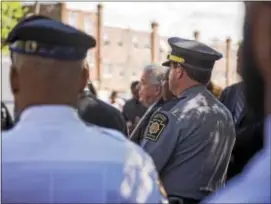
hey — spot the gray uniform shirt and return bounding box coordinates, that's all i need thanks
[141,85,236,200]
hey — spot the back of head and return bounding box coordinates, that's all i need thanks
[162,37,222,96]
[5,15,96,113]
[110,91,118,103]
[207,81,222,98]
[130,81,140,98]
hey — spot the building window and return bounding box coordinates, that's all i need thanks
[68,11,77,26]
[119,71,125,77]
[118,32,125,46]
[159,39,168,52]
[118,39,123,46]
[87,51,94,68]
[84,16,92,34]
[144,38,150,49]
[103,61,112,78]
[132,35,138,48]
[103,33,110,45]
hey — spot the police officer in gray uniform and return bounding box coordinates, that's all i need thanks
[140,37,236,204]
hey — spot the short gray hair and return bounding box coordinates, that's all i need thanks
[143,64,166,85]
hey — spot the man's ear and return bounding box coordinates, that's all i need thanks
[155,84,162,97]
[252,3,271,78]
[10,65,19,95]
[176,65,184,79]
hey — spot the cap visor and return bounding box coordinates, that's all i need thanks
[162,60,170,67]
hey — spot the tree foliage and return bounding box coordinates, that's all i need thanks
[1,1,28,52]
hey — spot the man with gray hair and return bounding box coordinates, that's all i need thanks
[130,64,178,144]
[138,63,165,108]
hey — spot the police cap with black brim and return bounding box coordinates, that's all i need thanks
[5,15,96,61]
[162,37,222,72]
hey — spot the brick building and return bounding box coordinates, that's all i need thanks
[25,3,239,93]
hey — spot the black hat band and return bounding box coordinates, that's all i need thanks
[10,40,88,60]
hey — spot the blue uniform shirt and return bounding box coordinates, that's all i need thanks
[140,85,235,200]
[2,106,167,203]
[202,115,271,203]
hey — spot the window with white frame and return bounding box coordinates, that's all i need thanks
[118,64,125,77]
[144,38,150,48]
[118,34,124,46]
[103,61,112,77]
[103,33,110,45]
[68,11,77,26]
[87,51,94,68]
[84,16,92,34]
[159,39,168,53]
[132,35,138,48]
[119,71,125,77]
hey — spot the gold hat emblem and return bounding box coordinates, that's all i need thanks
[25,41,37,52]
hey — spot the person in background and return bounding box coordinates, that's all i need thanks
[141,37,235,204]
[1,101,13,131]
[138,64,164,108]
[122,81,147,134]
[203,2,270,203]
[130,64,177,144]
[219,43,264,180]
[2,15,166,203]
[109,90,123,111]
[78,61,128,136]
[206,81,222,98]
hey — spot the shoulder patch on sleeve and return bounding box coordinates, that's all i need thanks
[145,112,169,142]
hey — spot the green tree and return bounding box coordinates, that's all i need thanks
[1,1,28,53]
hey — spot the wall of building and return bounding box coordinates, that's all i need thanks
[24,3,239,92]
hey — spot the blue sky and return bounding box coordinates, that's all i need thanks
[66,2,244,44]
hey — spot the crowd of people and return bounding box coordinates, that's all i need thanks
[1,2,270,204]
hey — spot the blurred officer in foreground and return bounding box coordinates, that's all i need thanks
[2,15,166,203]
[123,81,147,134]
[78,61,128,135]
[203,2,270,203]
[130,65,177,144]
[141,37,236,204]
[219,43,264,180]
[1,101,13,131]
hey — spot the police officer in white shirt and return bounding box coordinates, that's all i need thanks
[2,15,167,204]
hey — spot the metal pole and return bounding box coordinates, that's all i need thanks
[225,37,231,86]
[96,4,103,90]
[194,31,200,41]
[150,22,158,63]
[34,1,40,14]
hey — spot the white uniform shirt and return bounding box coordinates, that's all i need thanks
[2,105,166,203]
